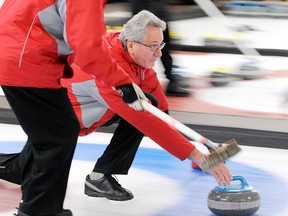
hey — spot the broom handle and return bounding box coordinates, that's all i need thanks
[141,100,219,149]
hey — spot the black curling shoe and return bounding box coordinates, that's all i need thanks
[84,174,134,201]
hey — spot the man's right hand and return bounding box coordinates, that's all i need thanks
[188,148,232,186]
[117,82,148,111]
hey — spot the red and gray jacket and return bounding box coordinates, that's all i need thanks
[61,32,195,160]
[0,0,132,89]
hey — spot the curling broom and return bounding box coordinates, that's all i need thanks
[141,100,241,171]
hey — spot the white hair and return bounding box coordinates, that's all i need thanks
[119,10,167,49]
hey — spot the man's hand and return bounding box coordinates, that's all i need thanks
[118,82,148,111]
[206,162,232,187]
[188,148,232,186]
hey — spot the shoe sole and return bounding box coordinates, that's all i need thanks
[84,189,133,201]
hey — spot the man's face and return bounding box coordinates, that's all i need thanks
[127,26,164,69]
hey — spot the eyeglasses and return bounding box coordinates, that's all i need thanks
[134,41,166,51]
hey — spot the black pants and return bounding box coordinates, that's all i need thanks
[93,92,159,174]
[130,0,173,81]
[1,86,80,215]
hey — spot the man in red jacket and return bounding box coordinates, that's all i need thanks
[0,0,147,215]
[61,10,232,201]
[0,8,232,210]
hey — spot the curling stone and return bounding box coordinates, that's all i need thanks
[209,67,234,87]
[238,58,262,80]
[207,176,261,216]
[170,65,192,89]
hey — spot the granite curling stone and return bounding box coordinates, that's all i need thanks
[207,176,261,216]
[238,58,262,80]
[209,67,233,87]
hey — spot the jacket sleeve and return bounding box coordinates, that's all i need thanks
[64,0,132,88]
[96,84,196,160]
[140,69,168,112]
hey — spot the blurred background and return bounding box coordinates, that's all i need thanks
[103,0,288,134]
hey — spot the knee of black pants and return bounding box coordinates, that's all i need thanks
[144,92,158,108]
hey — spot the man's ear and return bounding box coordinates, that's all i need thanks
[127,40,134,51]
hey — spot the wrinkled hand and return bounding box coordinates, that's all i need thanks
[206,162,232,186]
[118,82,148,111]
[188,148,232,186]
